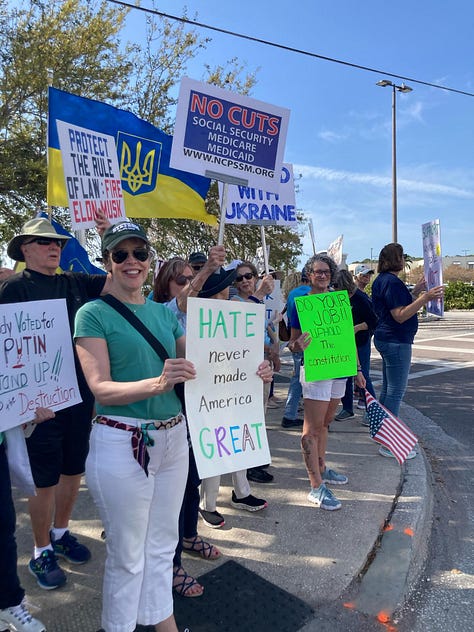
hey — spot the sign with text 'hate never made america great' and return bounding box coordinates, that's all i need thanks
[170,78,290,193]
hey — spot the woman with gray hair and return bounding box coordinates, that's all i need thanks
[287,254,365,510]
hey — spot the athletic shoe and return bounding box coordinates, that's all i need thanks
[246,467,274,483]
[231,491,267,512]
[356,399,366,410]
[322,467,348,485]
[0,602,46,632]
[307,484,342,511]
[199,508,225,529]
[378,445,417,460]
[266,397,280,409]
[28,550,66,590]
[360,413,370,427]
[51,530,91,564]
[334,409,354,421]
[281,417,303,428]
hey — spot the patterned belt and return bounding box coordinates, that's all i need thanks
[94,414,183,476]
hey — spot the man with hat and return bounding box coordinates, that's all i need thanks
[0,216,111,591]
[188,251,207,273]
[354,264,374,292]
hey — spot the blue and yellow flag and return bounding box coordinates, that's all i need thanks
[47,87,215,224]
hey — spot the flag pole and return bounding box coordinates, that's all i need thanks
[309,218,316,254]
[217,181,228,246]
[260,225,270,275]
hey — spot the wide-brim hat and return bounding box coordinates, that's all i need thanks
[7,218,71,262]
[199,267,237,299]
[101,221,149,253]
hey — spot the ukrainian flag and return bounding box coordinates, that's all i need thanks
[47,87,215,225]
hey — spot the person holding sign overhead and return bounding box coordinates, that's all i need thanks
[75,221,194,632]
[288,254,366,511]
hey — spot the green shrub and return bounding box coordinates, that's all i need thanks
[444,281,474,310]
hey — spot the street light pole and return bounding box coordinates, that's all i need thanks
[376,79,413,244]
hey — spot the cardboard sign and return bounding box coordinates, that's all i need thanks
[56,120,126,229]
[422,219,444,317]
[295,291,357,381]
[170,77,290,192]
[185,297,270,478]
[222,163,297,225]
[0,299,82,431]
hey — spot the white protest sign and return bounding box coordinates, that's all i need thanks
[422,219,444,317]
[0,299,82,431]
[170,77,290,192]
[327,234,344,266]
[56,120,126,230]
[221,163,296,225]
[263,279,285,325]
[185,297,271,478]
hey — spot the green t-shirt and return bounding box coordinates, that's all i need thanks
[74,298,184,420]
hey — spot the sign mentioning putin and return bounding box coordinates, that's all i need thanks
[170,77,290,192]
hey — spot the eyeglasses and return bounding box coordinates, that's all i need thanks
[191,264,205,271]
[25,237,64,248]
[310,269,331,277]
[174,274,194,286]
[111,248,150,264]
[235,272,255,282]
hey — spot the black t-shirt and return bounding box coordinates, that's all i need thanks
[350,288,378,347]
[0,269,106,397]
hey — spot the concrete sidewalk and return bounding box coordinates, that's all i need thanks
[11,350,432,631]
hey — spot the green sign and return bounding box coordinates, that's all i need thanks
[295,291,357,381]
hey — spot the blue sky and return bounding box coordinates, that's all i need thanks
[124,1,473,264]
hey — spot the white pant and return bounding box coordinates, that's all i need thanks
[86,421,188,632]
[200,469,250,511]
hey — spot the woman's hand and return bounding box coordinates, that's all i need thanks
[33,407,55,423]
[355,372,366,389]
[256,359,273,383]
[94,210,112,236]
[424,285,444,302]
[156,358,196,391]
[412,277,427,297]
[289,332,311,353]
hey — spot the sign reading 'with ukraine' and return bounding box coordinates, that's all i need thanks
[48,87,215,229]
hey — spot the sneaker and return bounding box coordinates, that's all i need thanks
[281,416,303,428]
[51,530,91,565]
[231,491,267,512]
[378,445,417,460]
[266,397,280,409]
[322,467,348,485]
[334,409,354,421]
[246,467,274,483]
[360,413,370,427]
[199,508,225,529]
[307,484,342,511]
[0,602,46,632]
[28,550,66,590]
[357,399,366,410]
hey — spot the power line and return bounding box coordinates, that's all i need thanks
[108,0,474,98]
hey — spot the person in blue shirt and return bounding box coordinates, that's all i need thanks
[371,243,443,458]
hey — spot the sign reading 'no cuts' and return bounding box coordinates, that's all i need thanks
[184,297,270,479]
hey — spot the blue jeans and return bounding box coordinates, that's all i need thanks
[374,339,412,416]
[283,352,303,419]
[0,442,25,609]
[341,338,376,411]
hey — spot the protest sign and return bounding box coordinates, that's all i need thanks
[221,163,297,225]
[56,120,126,230]
[264,280,285,327]
[0,299,82,431]
[295,291,357,381]
[422,219,444,317]
[185,297,270,478]
[170,77,290,192]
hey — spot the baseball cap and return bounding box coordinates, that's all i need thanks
[101,221,149,253]
[355,264,374,276]
[188,252,207,265]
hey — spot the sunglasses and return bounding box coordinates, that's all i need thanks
[111,248,150,264]
[175,274,194,286]
[235,272,255,282]
[25,237,64,248]
[191,264,205,271]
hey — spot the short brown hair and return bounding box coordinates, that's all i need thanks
[153,257,188,303]
[377,243,404,273]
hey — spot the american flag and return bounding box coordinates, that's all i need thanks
[365,391,417,464]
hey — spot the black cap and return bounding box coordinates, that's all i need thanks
[189,251,207,265]
[198,268,237,298]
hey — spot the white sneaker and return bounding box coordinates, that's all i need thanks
[0,603,46,631]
